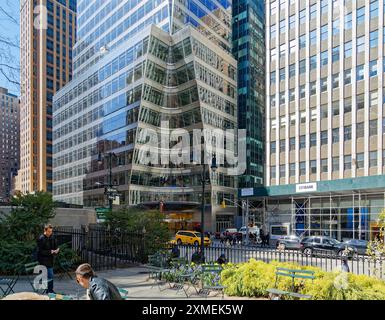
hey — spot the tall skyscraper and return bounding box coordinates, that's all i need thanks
[53,1,239,232]
[0,88,19,201]
[243,0,385,241]
[232,0,266,188]
[19,0,76,193]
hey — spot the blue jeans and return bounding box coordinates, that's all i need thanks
[47,267,54,293]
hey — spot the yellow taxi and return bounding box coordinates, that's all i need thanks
[175,230,211,247]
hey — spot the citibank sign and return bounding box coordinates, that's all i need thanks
[296,183,317,193]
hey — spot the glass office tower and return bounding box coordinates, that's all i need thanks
[53,0,238,232]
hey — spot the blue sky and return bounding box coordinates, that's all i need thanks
[0,1,20,96]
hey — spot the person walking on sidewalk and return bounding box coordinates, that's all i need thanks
[37,224,60,294]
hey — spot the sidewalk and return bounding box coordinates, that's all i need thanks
[8,266,264,300]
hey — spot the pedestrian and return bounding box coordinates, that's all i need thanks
[220,232,225,245]
[216,253,227,265]
[260,229,265,247]
[191,247,203,264]
[75,263,123,300]
[341,256,350,273]
[37,224,60,294]
[265,232,270,247]
[171,245,180,259]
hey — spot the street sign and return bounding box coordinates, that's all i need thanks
[105,187,118,194]
[95,207,111,223]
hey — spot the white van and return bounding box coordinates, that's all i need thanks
[239,226,260,236]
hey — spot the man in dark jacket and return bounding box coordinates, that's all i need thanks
[75,264,123,300]
[37,224,59,293]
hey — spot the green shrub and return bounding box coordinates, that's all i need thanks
[221,259,385,300]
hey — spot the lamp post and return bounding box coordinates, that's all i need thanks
[98,152,123,211]
[200,154,217,262]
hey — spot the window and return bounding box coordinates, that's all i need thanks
[310,133,317,147]
[271,119,277,130]
[289,89,295,102]
[270,71,276,83]
[279,68,285,81]
[280,116,287,128]
[280,44,287,57]
[321,0,328,14]
[321,51,328,66]
[299,59,306,74]
[370,91,378,108]
[271,142,276,154]
[370,151,377,167]
[289,15,296,30]
[344,125,352,141]
[279,92,286,105]
[356,153,365,169]
[369,60,378,77]
[299,135,306,149]
[300,112,306,124]
[321,131,328,145]
[332,73,339,89]
[320,77,328,92]
[332,157,339,172]
[369,119,377,136]
[356,65,364,81]
[289,163,296,176]
[332,46,340,62]
[271,166,276,178]
[370,0,379,18]
[321,104,328,119]
[290,114,296,126]
[271,95,276,107]
[299,162,306,176]
[280,139,286,152]
[345,13,352,30]
[271,24,277,39]
[344,41,352,58]
[299,35,306,49]
[280,20,286,34]
[344,155,352,170]
[370,30,378,48]
[299,85,306,99]
[310,81,317,95]
[280,165,286,178]
[332,128,340,143]
[321,25,328,41]
[357,7,365,26]
[357,94,365,110]
[310,30,317,46]
[332,19,340,36]
[299,9,306,25]
[289,64,296,78]
[310,4,317,20]
[271,48,277,61]
[311,109,317,121]
[357,36,365,54]
[357,122,365,138]
[310,55,317,71]
[271,1,277,15]
[344,97,352,113]
[344,69,352,85]
[289,137,296,151]
[321,159,328,173]
[332,101,340,116]
[310,160,317,174]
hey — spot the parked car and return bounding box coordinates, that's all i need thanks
[300,236,358,257]
[276,235,301,250]
[342,239,369,255]
[175,230,211,247]
[239,226,260,236]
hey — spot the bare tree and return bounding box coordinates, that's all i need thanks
[0,0,20,89]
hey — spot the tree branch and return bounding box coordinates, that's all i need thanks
[0,68,20,86]
[0,6,18,25]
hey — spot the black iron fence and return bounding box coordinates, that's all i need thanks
[54,225,146,271]
[174,244,385,279]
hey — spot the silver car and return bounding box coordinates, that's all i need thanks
[276,235,301,250]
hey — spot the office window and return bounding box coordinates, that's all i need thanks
[310,30,317,46]
[289,64,296,78]
[357,36,365,54]
[370,91,378,108]
[279,92,286,105]
[289,15,296,30]
[271,142,276,154]
[299,135,306,149]
[310,55,317,71]
[332,128,340,143]
[370,0,379,18]
[279,0,286,9]
[369,119,378,136]
[289,137,296,151]
[321,159,328,173]
[344,69,352,85]
[279,68,285,81]
[344,41,352,58]
[280,20,286,34]
[300,112,306,124]
[332,46,340,62]
[370,151,378,167]
[332,19,340,36]
[311,109,317,121]
[299,35,306,49]
[345,13,352,30]
[332,101,340,116]
[299,85,306,99]
[357,122,365,138]
[321,50,328,66]
[320,77,328,92]
[357,93,365,110]
[332,73,339,89]
[321,104,328,119]
[310,81,317,95]
[271,95,276,107]
[271,47,277,61]
[299,59,306,74]
[310,4,317,20]
[321,24,328,41]
[356,153,365,169]
[280,44,287,57]
[279,165,286,178]
[344,97,352,113]
[310,160,317,174]
[272,119,277,130]
[271,166,276,178]
[289,89,295,102]
[310,133,317,147]
[357,7,365,26]
[299,9,306,24]
[321,131,328,145]
[271,24,277,39]
[289,39,296,54]
[280,139,286,152]
[370,30,378,48]
[332,157,339,172]
[344,125,352,141]
[289,163,296,176]
[369,60,378,77]
[344,155,352,170]
[290,114,296,126]
[321,0,328,14]
[271,1,277,15]
[356,64,364,81]
[299,162,306,176]
[270,71,276,83]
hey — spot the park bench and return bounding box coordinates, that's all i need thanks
[24,262,52,295]
[266,267,315,300]
[198,265,226,299]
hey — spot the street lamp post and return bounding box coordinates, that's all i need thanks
[200,154,217,262]
[98,152,122,211]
